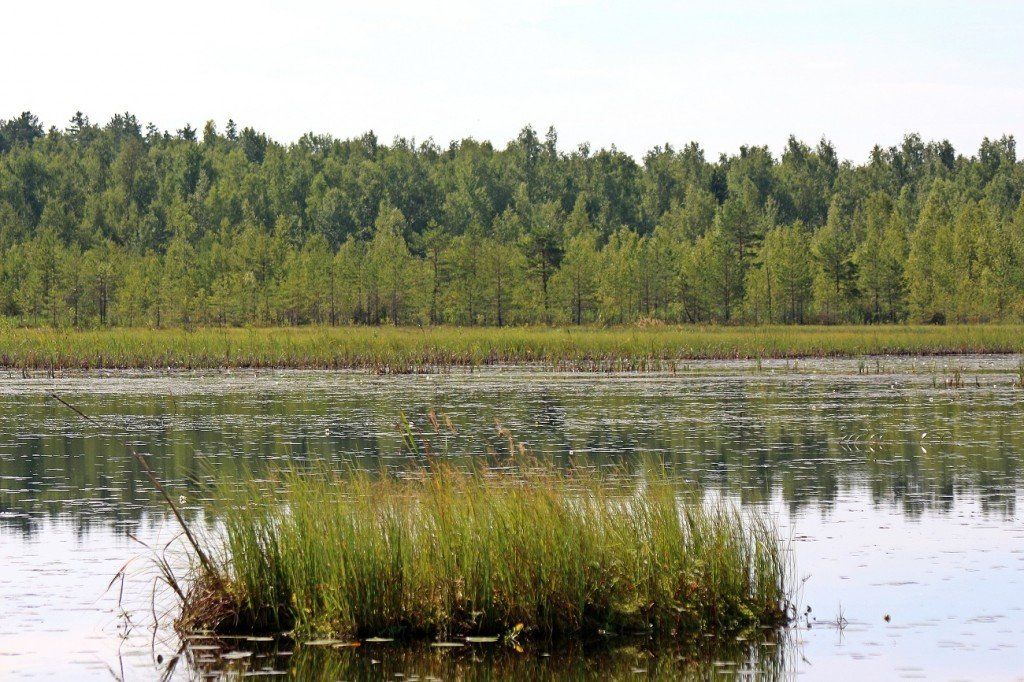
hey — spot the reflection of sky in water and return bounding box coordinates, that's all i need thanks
[786,494,1024,679]
[1,357,1023,678]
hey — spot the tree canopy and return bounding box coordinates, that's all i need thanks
[2,112,1023,326]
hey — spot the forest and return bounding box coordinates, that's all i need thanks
[1,111,1022,328]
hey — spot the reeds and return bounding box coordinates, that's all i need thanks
[178,462,791,643]
[3,324,1024,371]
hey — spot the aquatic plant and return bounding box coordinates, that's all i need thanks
[3,324,1024,372]
[177,461,792,643]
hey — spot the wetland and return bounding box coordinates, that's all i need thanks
[2,356,1024,679]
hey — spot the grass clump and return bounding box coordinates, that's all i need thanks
[179,462,791,643]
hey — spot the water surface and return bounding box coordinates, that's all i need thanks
[2,357,1023,679]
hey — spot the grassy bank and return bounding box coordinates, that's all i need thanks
[3,324,1024,371]
[178,463,791,642]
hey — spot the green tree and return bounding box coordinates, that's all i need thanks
[746,223,814,323]
[115,252,161,326]
[907,181,957,322]
[333,237,369,323]
[449,227,485,324]
[479,237,525,326]
[552,228,600,324]
[811,201,857,322]
[368,203,418,324]
[598,228,641,322]
[697,223,745,322]
[161,236,199,325]
[855,192,907,322]
[17,228,63,324]
[413,223,450,325]
[519,198,563,323]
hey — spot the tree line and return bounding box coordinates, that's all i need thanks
[2,111,1023,327]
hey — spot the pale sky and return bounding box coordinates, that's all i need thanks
[3,0,1023,161]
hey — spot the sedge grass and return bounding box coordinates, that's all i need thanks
[179,462,791,643]
[2,324,1024,371]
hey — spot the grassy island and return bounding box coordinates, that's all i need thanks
[177,463,791,642]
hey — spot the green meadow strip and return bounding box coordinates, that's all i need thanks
[1,324,1023,371]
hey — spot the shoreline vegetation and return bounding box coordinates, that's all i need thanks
[2,324,1024,371]
[177,461,791,643]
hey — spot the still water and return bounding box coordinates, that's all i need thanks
[1,357,1023,680]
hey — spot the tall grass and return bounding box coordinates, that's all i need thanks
[179,461,791,642]
[3,324,1024,371]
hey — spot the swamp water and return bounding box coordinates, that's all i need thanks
[1,356,1023,680]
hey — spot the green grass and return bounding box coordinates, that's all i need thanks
[3,324,1024,371]
[178,461,791,643]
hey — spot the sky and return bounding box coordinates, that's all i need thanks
[3,0,1023,162]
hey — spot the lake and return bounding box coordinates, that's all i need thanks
[2,356,1023,679]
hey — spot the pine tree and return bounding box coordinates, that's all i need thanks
[908,181,956,322]
[368,203,417,324]
[812,201,856,322]
[598,228,641,323]
[552,228,600,324]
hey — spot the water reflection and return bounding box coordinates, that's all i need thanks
[178,636,790,681]
[2,357,1024,679]
[2,357,1022,534]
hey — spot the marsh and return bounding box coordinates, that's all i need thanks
[2,356,1023,678]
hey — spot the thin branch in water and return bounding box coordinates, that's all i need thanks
[48,392,219,584]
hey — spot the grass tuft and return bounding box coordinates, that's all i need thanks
[178,461,792,643]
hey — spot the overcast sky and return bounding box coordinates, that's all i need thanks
[3,0,1022,161]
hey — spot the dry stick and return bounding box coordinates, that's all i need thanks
[48,392,218,580]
